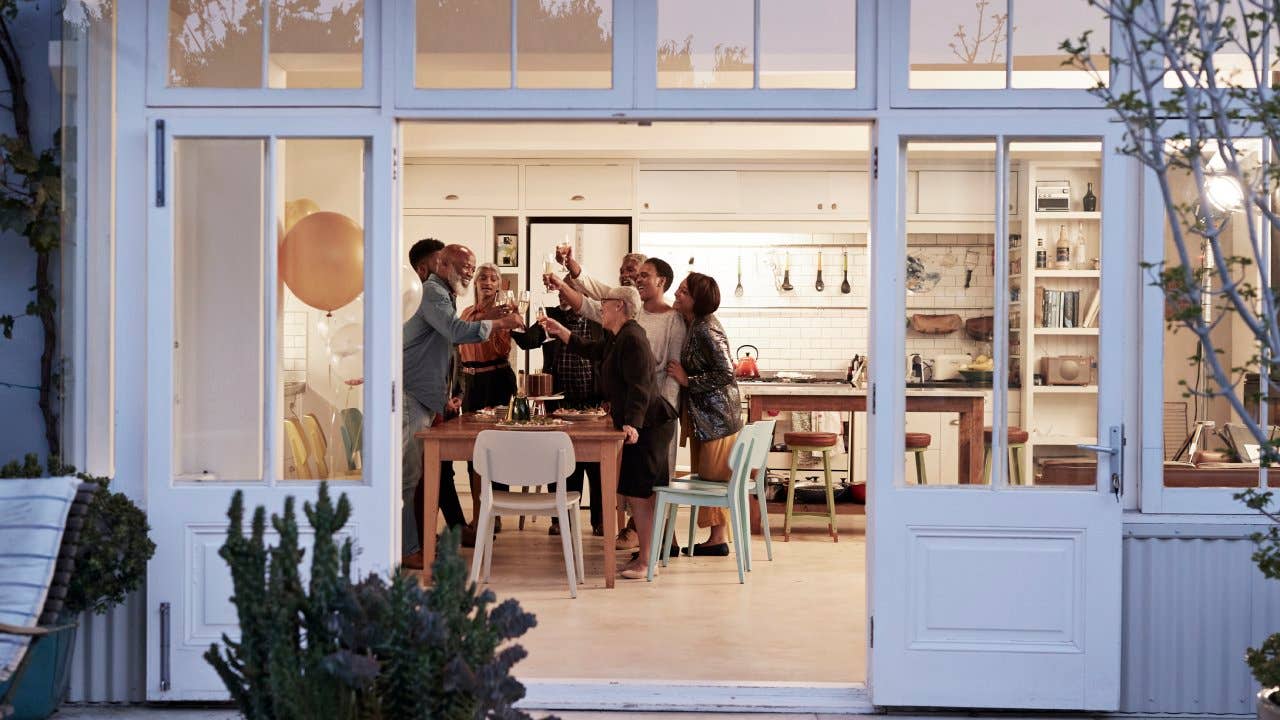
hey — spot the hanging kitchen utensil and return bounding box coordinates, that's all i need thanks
[735,255,744,297]
[840,250,852,294]
[780,251,794,291]
[733,345,761,379]
[814,251,825,291]
[963,249,980,289]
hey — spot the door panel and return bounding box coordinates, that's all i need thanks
[869,128,1124,711]
[147,119,394,701]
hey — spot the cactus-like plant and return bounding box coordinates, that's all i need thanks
[204,482,542,720]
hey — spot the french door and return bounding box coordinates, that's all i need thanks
[144,116,396,700]
[867,117,1129,710]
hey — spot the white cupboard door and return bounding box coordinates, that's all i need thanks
[914,170,1019,216]
[145,118,395,701]
[403,214,489,266]
[403,163,518,210]
[828,171,869,216]
[738,171,831,213]
[524,164,633,210]
[638,170,739,213]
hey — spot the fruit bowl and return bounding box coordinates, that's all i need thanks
[959,368,994,384]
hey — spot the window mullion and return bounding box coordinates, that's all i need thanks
[510,0,518,89]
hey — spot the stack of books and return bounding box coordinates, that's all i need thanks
[1035,287,1100,328]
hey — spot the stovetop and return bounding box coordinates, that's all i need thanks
[738,371,850,385]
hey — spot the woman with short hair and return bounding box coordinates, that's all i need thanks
[540,285,678,580]
[667,272,743,556]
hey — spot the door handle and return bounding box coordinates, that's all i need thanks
[1078,425,1124,500]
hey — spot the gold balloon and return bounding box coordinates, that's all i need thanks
[284,198,320,234]
[280,211,364,312]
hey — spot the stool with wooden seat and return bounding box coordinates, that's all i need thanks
[905,432,932,485]
[983,426,1030,485]
[782,431,839,542]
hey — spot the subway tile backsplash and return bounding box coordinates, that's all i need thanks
[640,231,998,373]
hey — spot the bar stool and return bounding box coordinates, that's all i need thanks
[905,432,932,485]
[983,426,1030,485]
[782,431,839,542]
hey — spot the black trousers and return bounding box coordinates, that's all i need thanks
[414,461,466,550]
[550,462,603,528]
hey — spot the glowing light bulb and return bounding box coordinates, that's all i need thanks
[1204,173,1244,213]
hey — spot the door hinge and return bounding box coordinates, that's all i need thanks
[392,146,399,181]
[391,381,397,413]
[159,601,171,691]
[870,382,876,414]
[869,615,874,648]
[872,146,878,180]
[155,120,166,208]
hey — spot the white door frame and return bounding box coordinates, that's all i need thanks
[866,114,1130,710]
[144,115,396,700]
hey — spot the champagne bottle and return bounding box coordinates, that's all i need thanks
[1082,182,1097,212]
[1054,225,1072,269]
[512,370,530,422]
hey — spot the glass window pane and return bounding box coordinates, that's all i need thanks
[168,0,264,87]
[516,0,613,89]
[1011,141,1103,488]
[173,139,265,481]
[657,0,754,89]
[417,0,512,88]
[279,139,367,482]
[909,0,1008,89]
[1010,0,1109,88]
[1163,0,1270,89]
[269,0,364,89]
[1161,138,1266,489]
[759,0,856,89]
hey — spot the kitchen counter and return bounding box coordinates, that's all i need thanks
[745,389,986,484]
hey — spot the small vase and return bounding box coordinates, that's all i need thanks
[1259,688,1280,720]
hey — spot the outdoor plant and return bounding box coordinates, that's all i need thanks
[1063,0,1280,703]
[205,482,542,720]
[0,453,155,619]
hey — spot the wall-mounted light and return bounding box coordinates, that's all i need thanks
[1204,173,1245,214]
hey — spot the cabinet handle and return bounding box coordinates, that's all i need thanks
[817,203,824,210]
[831,202,839,210]
[570,194,585,201]
[444,194,458,201]
[643,202,650,209]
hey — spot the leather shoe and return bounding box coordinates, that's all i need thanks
[615,527,639,551]
[548,520,561,536]
[401,551,424,570]
[630,544,679,561]
[592,524,604,537]
[685,542,730,556]
[460,525,477,548]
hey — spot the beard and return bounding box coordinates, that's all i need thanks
[444,269,471,297]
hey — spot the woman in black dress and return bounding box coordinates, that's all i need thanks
[540,285,677,579]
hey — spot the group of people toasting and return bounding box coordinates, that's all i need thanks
[402,238,742,581]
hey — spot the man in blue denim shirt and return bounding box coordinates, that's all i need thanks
[402,243,522,569]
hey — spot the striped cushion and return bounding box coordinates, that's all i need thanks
[0,477,81,683]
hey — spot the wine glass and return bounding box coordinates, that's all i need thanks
[555,238,573,266]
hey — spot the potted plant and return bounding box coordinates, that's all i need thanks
[0,454,155,719]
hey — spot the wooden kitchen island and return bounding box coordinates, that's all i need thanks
[746,386,987,485]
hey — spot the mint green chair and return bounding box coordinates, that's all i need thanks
[669,420,777,570]
[647,430,757,583]
[339,407,362,471]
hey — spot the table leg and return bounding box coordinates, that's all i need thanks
[957,400,984,484]
[420,439,441,584]
[600,440,620,589]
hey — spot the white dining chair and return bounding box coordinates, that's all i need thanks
[470,430,585,598]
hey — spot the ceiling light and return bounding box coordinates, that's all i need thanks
[1204,173,1244,213]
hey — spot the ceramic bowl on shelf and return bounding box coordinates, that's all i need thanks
[959,369,994,384]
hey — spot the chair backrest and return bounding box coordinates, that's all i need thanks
[282,418,309,480]
[299,413,330,479]
[723,430,757,501]
[473,430,576,494]
[339,407,363,471]
[743,419,777,484]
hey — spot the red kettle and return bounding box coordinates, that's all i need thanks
[734,345,761,379]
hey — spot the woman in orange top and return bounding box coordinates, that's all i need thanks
[460,263,545,521]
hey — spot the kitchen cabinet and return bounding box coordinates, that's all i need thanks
[402,214,488,265]
[638,170,739,213]
[738,170,868,215]
[403,163,519,210]
[523,164,633,210]
[912,169,1019,216]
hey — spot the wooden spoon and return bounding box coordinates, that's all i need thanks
[840,250,852,294]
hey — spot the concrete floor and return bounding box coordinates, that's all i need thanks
[414,506,868,683]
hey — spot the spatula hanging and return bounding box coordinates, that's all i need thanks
[780,251,794,291]
[815,251,825,291]
[840,250,852,294]
[734,255,744,297]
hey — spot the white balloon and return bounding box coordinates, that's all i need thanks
[401,265,424,320]
[328,322,363,360]
[317,295,362,340]
[334,352,363,386]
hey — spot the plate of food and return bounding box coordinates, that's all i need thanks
[553,406,607,418]
[468,407,504,422]
[495,417,573,430]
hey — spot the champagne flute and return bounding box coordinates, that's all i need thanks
[517,290,531,317]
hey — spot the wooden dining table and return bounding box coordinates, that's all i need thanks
[416,414,626,587]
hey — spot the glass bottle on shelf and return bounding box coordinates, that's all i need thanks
[1054,224,1072,269]
[1035,237,1048,269]
[1082,182,1097,212]
[1074,222,1089,270]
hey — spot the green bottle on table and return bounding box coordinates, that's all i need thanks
[510,370,531,422]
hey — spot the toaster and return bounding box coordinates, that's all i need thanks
[1040,355,1092,385]
[932,354,973,381]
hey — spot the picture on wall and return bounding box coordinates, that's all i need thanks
[496,234,518,266]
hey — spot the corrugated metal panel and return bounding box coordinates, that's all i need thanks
[1121,534,1280,715]
[68,590,145,702]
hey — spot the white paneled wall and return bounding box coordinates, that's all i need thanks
[639,231,998,372]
